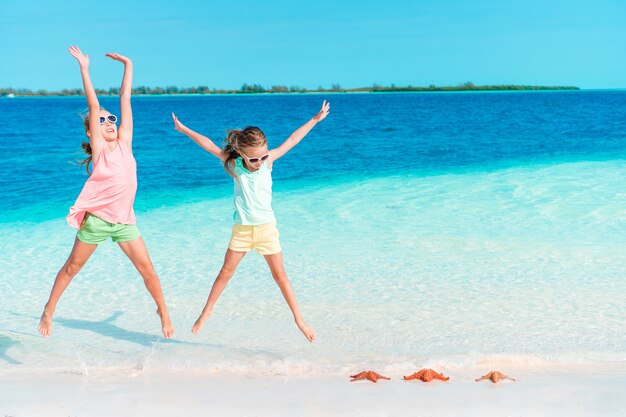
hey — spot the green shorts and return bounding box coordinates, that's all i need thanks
[77,213,140,244]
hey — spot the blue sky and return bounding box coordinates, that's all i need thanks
[1,0,624,90]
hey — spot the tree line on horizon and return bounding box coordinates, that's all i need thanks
[0,82,580,96]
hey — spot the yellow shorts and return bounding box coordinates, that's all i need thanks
[228,222,281,255]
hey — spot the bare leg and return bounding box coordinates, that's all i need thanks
[117,237,175,338]
[263,251,315,342]
[192,249,246,334]
[39,237,98,337]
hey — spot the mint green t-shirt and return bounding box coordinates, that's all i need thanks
[232,158,276,225]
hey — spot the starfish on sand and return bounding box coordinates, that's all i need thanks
[403,369,450,382]
[349,371,391,383]
[475,371,516,383]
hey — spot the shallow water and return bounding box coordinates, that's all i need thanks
[0,92,625,375]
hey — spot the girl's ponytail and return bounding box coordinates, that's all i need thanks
[81,142,93,174]
[223,129,242,177]
[79,107,107,175]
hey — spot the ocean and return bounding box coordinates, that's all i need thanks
[0,91,625,376]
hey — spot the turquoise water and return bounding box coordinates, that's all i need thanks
[0,92,625,375]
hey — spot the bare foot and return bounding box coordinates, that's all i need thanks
[38,311,53,337]
[157,308,175,338]
[296,319,316,342]
[191,310,212,334]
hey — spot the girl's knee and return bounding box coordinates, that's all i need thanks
[272,272,289,284]
[219,265,237,279]
[136,262,157,280]
[64,259,86,276]
[146,272,159,281]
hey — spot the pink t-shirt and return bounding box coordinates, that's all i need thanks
[67,140,137,228]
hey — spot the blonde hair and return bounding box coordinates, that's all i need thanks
[79,107,108,174]
[223,126,267,176]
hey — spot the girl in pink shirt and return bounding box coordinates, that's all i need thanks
[38,46,175,339]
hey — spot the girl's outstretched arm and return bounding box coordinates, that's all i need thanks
[171,113,227,160]
[270,100,330,162]
[68,46,104,151]
[106,53,133,143]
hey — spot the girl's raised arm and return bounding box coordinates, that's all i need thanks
[172,113,227,160]
[106,53,133,144]
[270,100,330,162]
[69,46,104,151]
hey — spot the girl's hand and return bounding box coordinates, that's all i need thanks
[105,53,132,65]
[312,100,330,122]
[172,112,185,132]
[68,45,89,69]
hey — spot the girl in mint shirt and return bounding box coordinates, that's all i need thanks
[172,100,330,342]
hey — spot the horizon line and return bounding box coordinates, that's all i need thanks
[1,83,582,97]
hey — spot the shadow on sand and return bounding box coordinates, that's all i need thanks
[54,311,211,348]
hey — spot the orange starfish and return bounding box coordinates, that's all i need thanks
[403,369,450,382]
[475,371,516,383]
[349,371,391,383]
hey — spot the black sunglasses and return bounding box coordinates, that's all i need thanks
[99,114,118,125]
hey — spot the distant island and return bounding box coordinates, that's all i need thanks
[1,82,579,97]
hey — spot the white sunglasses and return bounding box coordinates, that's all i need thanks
[241,152,269,164]
[99,114,118,125]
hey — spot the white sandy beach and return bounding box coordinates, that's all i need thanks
[2,365,625,416]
